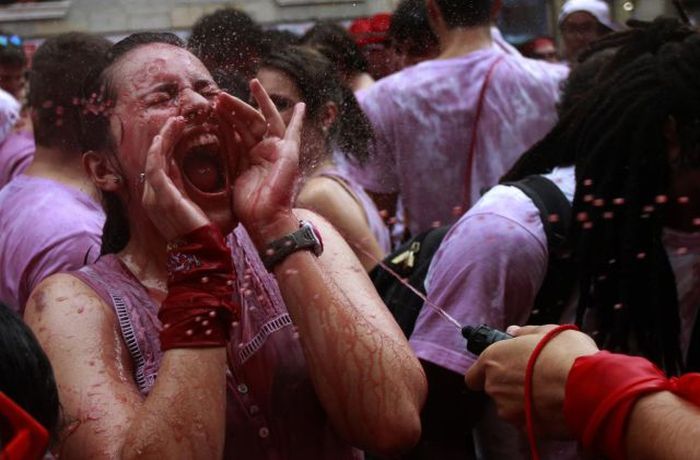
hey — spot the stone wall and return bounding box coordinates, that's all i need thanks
[0,0,398,39]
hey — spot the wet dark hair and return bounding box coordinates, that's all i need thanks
[555,47,616,118]
[211,67,250,101]
[260,46,373,165]
[434,0,492,29]
[300,21,369,76]
[0,29,26,69]
[28,32,111,152]
[389,0,438,56]
[503,18,700,374]
[80,32,186,255]
[188,8,267,76]
[262,28,301,53]
[0,304,59,438]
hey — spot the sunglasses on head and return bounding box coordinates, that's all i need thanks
[0,35,22,48]
[0,392,49,460]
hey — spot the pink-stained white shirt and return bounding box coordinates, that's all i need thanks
[0,175,104,313]
[356,47,568,235]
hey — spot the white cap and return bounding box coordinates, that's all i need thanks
[559,0,619,31]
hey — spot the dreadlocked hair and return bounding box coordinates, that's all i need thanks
[503,18,696,182]
[504,18,700,374]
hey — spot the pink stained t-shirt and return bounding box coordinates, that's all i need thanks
[355,47,568,235]
[0,175,104,313]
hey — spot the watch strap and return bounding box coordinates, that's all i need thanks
[261,221,323,271]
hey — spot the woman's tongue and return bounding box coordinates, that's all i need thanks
[183,152,222,193]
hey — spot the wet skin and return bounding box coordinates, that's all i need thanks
[26,43,427,459]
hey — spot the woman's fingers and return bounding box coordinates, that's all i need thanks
[250,78,286,138]
[144,116,186,192]
[285,102,306,144]
[216,92,266,148]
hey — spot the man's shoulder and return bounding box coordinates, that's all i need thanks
[0,177,103,244]
[496,54,569,86]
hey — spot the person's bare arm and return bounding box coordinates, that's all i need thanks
[625,391,700,459]
[25,274,226,459]
[268,208,426,457]
[296,177,385,270]
[221,81,426,456]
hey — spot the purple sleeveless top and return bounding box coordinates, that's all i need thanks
[72,226,361,460]
[317,166,391,255]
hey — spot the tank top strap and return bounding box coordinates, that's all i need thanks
[71,255,163,395]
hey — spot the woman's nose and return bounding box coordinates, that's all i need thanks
[180,88,211,122]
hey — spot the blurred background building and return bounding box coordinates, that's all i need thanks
[0,0,692,55]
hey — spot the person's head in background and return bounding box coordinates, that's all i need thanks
[211,67,250,101]
[426,0,501,42]
[519,36,559,63]
[188,8,268,79]
[256,46,373,175]
[389,0,439,69]
[349,13,395,80]
[301,21,375,92]
[0,32,26,101]
[559,0,616,64]
[28,32,112,155]
[263,28,300,53]
[0,304,59,446]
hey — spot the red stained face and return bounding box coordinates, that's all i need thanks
[108,43,236,232]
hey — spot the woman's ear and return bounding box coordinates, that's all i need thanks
[83,150,122,192]
[321,101,338,134]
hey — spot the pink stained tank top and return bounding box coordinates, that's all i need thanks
[71,225,361,460]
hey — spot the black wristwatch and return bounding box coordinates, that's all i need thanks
[261,220,324,271]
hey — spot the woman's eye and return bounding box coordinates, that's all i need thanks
[201,86,220,99]
[146,92,173,106]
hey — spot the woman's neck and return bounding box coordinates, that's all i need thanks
[118,222,169,302]
[303,157,335,179]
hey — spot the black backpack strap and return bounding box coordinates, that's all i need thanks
[504,175,575,324]
[504,175,571,255]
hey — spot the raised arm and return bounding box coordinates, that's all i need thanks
[217,80,426,457]
[25,275,226,459]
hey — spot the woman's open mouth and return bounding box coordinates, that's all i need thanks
[178,132,227,194]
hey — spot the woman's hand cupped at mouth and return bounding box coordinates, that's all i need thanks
[215,79,306,248]
[141,115,211,241]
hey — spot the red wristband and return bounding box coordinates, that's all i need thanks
[159,224,239,351]
[564,352,674,460]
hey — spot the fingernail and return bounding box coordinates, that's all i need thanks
[506,325,520,335]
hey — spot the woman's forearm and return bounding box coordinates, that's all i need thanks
[266,215,426,456]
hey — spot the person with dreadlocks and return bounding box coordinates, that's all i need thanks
[409,16,700,459]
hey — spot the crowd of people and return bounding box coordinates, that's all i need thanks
[2,0,700,459]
